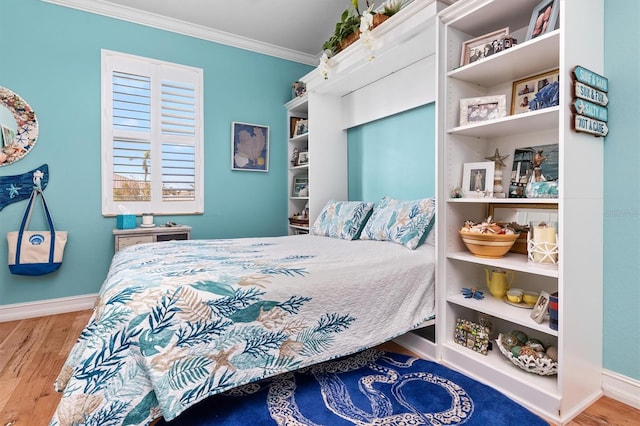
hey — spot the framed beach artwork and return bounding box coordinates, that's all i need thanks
[508,143,559,198]
[231,122,269,172]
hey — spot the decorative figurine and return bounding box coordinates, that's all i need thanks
[485,148,509,198]
[462,287,484,300]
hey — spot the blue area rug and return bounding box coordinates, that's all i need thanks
[158,349,548,425]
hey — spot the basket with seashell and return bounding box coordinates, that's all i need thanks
[497,333,558,376]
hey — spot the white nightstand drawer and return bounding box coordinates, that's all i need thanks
[113,225,192,253]
[117,235,154,251]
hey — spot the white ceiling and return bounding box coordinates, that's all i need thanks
[46,0,362,65]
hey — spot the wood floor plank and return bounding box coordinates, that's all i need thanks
[0,310,637,426]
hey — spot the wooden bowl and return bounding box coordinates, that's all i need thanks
[459,230,520,258]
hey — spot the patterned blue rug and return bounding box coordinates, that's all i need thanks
[158,349,548,425]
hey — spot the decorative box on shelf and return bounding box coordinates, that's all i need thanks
[454,319,490,355]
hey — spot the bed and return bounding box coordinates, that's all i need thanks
[50,199,436,426]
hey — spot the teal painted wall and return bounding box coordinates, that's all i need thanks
[603,0,640,380]
[347,104,436,202]
[0,0,312,305]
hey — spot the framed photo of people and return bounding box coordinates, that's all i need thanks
[459,27,510,66]
[525,0,559,41]
[508,143,559,198]
[459,95,507,126]
[462,161,495,198]
[511,69,560,115]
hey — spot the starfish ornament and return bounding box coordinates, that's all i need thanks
[7,184,21,198]
[485,148,509,169]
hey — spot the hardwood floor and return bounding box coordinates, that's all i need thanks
[1,311,638,426]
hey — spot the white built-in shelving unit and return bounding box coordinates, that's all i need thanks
[435,0,604,423]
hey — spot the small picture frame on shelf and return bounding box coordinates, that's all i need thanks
[289,117,304,138]
[459,95,507,126]
[530,290,551,323]
[231,121,269,172]
[459,27,510,66]
[511,69,560,115]
[292,175,309,197]
[462,161,494,198]
[525,0,559,41]
[298,151,309,165]
[294,119,308,137]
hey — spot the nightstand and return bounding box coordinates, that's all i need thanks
[112,225,192,253]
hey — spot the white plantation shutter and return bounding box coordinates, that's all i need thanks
[102,50,203,215]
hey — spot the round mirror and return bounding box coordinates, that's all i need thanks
[0,86,39,167]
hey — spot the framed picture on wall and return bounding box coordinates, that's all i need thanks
[231,121,269,172]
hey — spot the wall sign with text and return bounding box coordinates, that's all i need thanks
[571,66,609,137]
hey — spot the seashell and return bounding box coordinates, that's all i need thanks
[546,346,558,361]
[528,342,545,352]
[536,351,547,359]
[519,346,537,358]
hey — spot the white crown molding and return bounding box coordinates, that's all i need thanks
[0,294,98,322]
[40,0,319,66]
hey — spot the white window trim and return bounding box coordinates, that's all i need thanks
[101,49,204,216]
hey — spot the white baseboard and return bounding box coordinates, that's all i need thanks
[0,294,98,322]
[602,369,640,410]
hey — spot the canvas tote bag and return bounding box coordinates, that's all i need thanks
[7,189,67,275]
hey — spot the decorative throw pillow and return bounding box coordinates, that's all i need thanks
[360,197,436,249]
[310,200,374,240]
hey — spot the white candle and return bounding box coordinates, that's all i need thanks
[142,213,154,226]
[533,223,557,263]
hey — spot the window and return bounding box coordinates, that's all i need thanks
[101,50,204,215]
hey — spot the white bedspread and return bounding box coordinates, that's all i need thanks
[51,235,435,425]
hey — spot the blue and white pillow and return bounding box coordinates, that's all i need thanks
[360,197,436,249]
[310,200,374,240]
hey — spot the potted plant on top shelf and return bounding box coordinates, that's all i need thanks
[320,0,404,78]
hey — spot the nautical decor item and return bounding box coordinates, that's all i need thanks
[0,164,49,211]
[0,86,39,166]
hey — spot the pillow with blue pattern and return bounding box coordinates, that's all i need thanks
[310,200,374,240]
[360,196,436,249]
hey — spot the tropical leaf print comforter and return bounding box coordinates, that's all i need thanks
[51,235,435,425]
